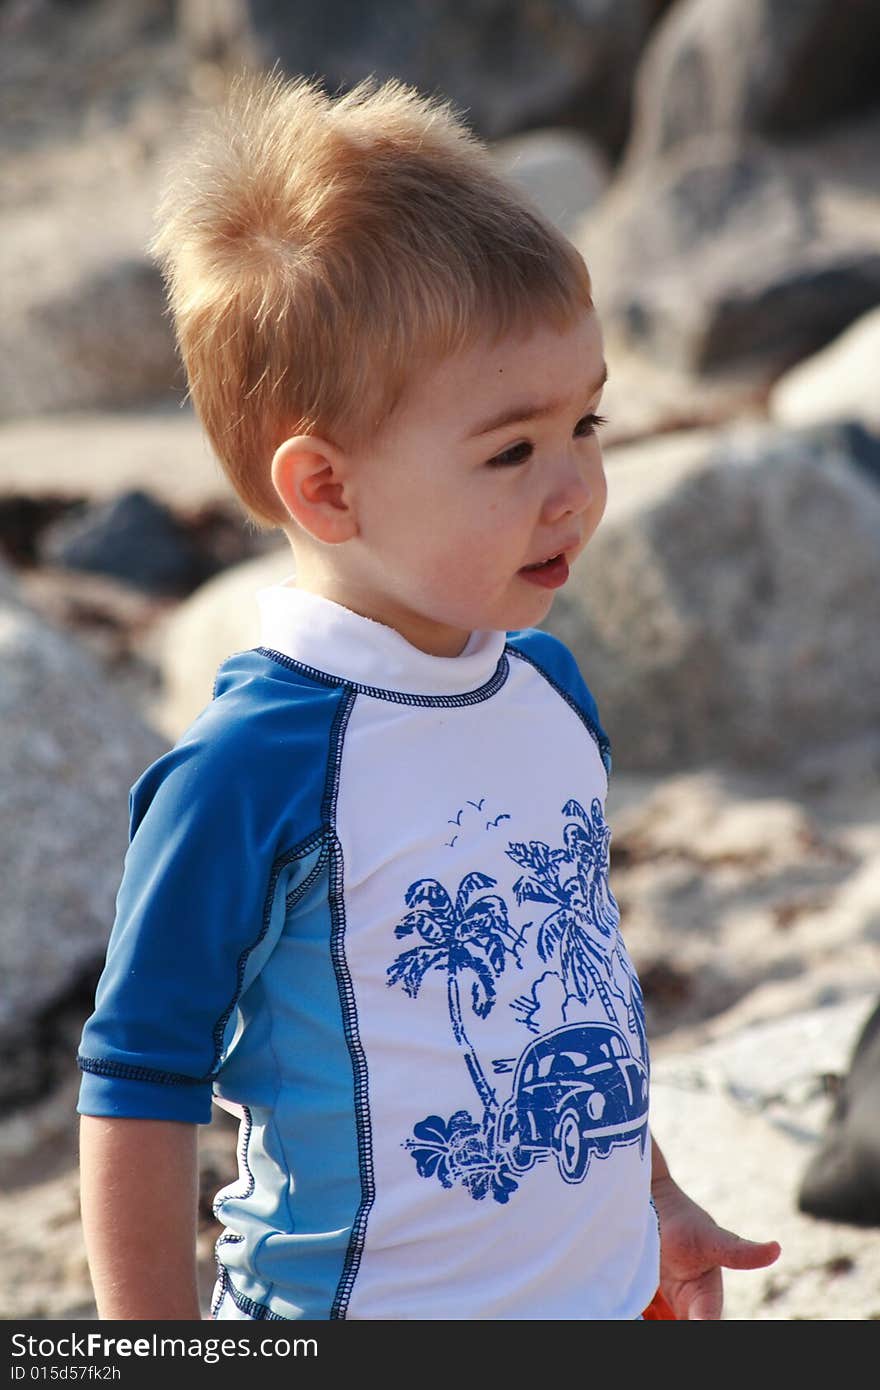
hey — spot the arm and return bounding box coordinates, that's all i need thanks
[79,1116,202,1320]
[650,1132,781,1320]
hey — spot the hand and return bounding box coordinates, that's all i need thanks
[651,1173,781,1320]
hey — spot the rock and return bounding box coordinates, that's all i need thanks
[178,0,655,154]
[0,405,231,510]
[623,0,880,170]
[586,340,768,451]
[36,489,206,595]
[0,0,183,161]
[0,568,167,1079]
[547,421,880,769]
[490,127,609,237]
[797,999,880,1227]
[0,1,191,420]
[14,566,171,720]
[769,307,880,436]
[146,545,293,740]
[650,997,880,1319]
[1,187,181,420]
[575,133,880,379]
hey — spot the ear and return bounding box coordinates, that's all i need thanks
[271,435,358,544]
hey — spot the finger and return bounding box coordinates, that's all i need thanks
[685,1273,724,1321]
[717,1236,782,1271]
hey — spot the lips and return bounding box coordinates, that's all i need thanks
[519,553,570,589]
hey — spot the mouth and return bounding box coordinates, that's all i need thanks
[518,552,571,590]
[522,551,563,572]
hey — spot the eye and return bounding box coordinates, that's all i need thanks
[486,440,533,468]
[485,413,609,468]
[574,413,608,438]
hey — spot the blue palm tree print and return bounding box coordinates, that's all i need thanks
[387,871,523,1116]
[388,802,648,1203]
[508,799,647,1065]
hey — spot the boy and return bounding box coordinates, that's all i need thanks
[77,70,779,1320]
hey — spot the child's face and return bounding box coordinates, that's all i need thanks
[340,305,607,656]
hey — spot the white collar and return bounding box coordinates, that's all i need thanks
[256,582,507,697]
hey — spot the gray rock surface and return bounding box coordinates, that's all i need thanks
[146,545,293,740]
[576,132,880,379]
[770,306,880,436]
[0,405,231,508]
[179,0,656,153]
[0,571,167,1070]
[797,1000,880,1228]
[37,489,205,595]
[1,181,180,419]
[547,421,880,769]
[650,997,880,1320]
[490,127,609,238]
[623,0,880,169]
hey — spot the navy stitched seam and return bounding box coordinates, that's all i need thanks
[222,1274,286,1322]
[255,645,509,707]
[76,1056,208,1087]
[78,832,327,1092]
[506,643,612,776]
[213,1105,254,1217]
[208,830,325,1072]
[285,840,329,912]
[210,1264,228,1318]
[325,691,375,1321]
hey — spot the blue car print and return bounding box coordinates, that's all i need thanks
[496,1022,649,1184]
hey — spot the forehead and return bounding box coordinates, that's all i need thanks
[388,306,603,437]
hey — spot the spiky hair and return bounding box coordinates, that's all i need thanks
[150,68,592,529]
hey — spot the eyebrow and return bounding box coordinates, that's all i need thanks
[464,363,608,439]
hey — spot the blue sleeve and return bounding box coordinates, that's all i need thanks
[76,690,327,1124]
[505,628,612,776]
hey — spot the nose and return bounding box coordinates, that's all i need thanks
[541,446,605,527]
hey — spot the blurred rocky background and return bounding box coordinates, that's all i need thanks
[1,0,878,1320]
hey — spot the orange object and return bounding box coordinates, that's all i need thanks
[642,1289,677,1319]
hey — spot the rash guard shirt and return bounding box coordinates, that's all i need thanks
[77,582,659,1320]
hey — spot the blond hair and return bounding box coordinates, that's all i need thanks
[150,68,593,530]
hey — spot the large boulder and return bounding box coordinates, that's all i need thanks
[798,999,880,1228]
[490,127,609,238]
[146,545,293,740]
[650,996,880,1319]
[576,132,880,380]
[623,0,880,169]
[0,405,231,510]
[0,569,167,1094]
[0,0,188,421]
[178,0,657,154]
[36,489,208,596]
[547,421,880,769]
[0,187,180,420]
[769,307,880,437]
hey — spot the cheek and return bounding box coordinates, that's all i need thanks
[585,459,608,525]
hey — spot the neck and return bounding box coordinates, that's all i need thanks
[285,556,473,659]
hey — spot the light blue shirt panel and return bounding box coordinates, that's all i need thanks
[214,849,367,1265]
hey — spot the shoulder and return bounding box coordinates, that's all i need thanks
[130,647,351,840]
[505,628,611,775]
